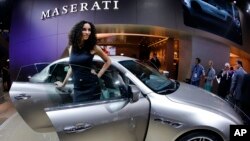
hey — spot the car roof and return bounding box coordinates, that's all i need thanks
[54,55,136,64]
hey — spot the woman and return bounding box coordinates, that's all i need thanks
[55,20,111,103]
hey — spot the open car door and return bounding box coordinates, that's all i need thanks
[10,60,150,141]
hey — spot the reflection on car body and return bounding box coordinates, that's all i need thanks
[10,56,243,141]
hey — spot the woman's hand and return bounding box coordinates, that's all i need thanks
[54,81,64,88]
[91,69,97,75]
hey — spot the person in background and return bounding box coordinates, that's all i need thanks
[230,66,235,74]
[190,57,205,87]
[2,64,10,91]
[217,63,233,98]
[55,20,111,103]
[204,60,216,92]
[150,52,161,70]
[230,60,247,109]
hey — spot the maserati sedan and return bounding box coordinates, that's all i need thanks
[10,56,243,141]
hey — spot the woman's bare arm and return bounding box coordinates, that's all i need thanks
[94,46,111,78]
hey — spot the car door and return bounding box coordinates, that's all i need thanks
[10,60,150,141]
[10,62,73,132]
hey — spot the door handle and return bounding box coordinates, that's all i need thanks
[64,123,93,133]
[14,94,31,100]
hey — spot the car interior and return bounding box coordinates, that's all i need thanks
[46,62,129,104]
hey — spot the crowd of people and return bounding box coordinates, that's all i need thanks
[190,57,250,123]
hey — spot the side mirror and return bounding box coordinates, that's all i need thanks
[128,85,140,103]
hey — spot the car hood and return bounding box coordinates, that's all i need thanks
[166,82,242,123]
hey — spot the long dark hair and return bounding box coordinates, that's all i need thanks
[69,20,97,53]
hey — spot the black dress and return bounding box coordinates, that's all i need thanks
[69,49,101,103]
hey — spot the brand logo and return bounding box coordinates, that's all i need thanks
[230,125,250,141]
[41,0,119,20]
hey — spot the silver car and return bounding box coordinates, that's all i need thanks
[10,56,242,141]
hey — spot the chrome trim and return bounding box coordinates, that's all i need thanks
[14,93,31,100]
[63,123,93,134]
[154,118,183,128]
[44,98,129,112]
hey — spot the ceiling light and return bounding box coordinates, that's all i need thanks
[230,53,239,58]
[233,1,236,4]
[148,38,168,47]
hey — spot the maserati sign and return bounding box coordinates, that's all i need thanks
[41,0,119,20]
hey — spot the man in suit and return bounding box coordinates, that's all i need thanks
[217,63,234,98]
[150,53,161,70]
[230,60,247,110]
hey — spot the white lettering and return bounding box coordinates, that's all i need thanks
[91,1,101,10]
[234,129,241,136]
[234,129,248,136]
[62,5,68,14]
[41,1,119,20]
[41,10,50,20]
[80,3,88,11]
[70,4,78,13]
[51,8,60,17]
[113,1,119,10]
[102,1,111,10]
[241,129,247,136]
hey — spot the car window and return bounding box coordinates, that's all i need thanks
[35,63,50,72]
[16,64,40,82]
[48,61,129,104]
[205,0,216,7]
[21,60,129,105]
[47,62,71,83]
[94,61,128,100]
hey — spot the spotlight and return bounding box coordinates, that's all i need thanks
[233,1,237,4]
[247,4,250,13]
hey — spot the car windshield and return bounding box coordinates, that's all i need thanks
[119,60,177,94]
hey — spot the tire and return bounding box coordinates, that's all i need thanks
[177,131,223,141]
